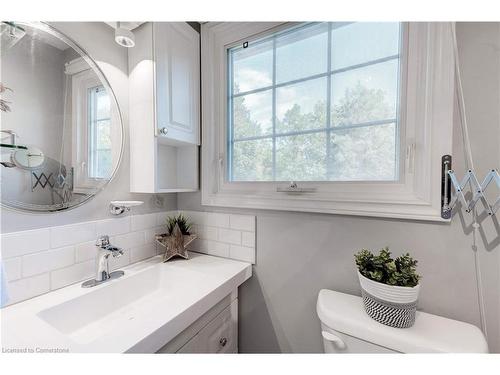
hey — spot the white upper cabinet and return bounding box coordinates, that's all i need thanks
[154,23,200,145]
[129,22,200,193]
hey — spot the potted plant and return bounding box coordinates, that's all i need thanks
[165,213,192,236]
[354,247,421,328]
[155,213,197,262]
[0,83,13,112]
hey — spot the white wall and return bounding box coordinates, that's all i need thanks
[1,22,176,233]
[178,22,500,352]
[1,36,66,205]
[2,36,65,160]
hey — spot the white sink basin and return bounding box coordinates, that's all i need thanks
[37,265,205,344]
[1,253,252,352]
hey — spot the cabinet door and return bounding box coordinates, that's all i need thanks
[177,299,238,353]
[154,22,200,145]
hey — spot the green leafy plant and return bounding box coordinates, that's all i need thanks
[354,247,420,287]
[166,213,192,235]
[0,83,13,112]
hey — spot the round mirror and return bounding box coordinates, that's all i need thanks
[0,22,123,212]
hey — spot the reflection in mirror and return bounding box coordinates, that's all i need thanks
[0,22,123,212]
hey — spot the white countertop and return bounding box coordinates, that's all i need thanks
[1,252,252,353]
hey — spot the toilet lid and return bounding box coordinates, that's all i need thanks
[316,289,488,353]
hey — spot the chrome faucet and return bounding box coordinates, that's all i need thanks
[81,235,125,288]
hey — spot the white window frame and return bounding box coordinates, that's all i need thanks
[201,22,455,221]
[69,58,119,193]
[87,86,112,179]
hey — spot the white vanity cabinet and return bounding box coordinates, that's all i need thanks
[129,22,200,193]
[157,292,238,353]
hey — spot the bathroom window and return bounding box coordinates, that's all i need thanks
[201,22,455,220]
[87,86,112,179]
[227,22,401,182]
[70,61,116,192]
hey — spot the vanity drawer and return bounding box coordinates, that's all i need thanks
[177,298,237,353]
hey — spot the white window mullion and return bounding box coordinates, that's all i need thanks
[271,36,277,180]
[88,88,96,179]
[325,22,333,180]
[227,50,235,181]
[394,22,404,181]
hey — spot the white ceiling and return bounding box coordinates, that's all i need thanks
[104,22,144,31]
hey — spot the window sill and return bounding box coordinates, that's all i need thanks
[201,189,449,222]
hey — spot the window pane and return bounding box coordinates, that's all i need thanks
[328,123,396,181]
[96,120,111,149]
[331,22,400,70]
[331,60,398,127]
[276,132,326,181]
[88,86,112,179]
[276,23,328,84]
[232,39,273,94]
[227,22,401,183]
[276,77,327,134]
[232,139,273,181]
[233,90,273,139]
[96,90,110,120]
[90,118,112,179]
[96,150,112,178]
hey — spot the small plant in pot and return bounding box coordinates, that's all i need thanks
[166,213,192,236]
[155,213,197,262]
[354,247,421,328]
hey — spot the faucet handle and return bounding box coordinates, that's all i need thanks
[96,235,110,248]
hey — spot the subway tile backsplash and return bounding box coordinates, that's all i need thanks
[50,221,97,248]
[0,210,256,306]
[1,228,50,258]
[184,210,256,264]
[229,214,255,232]
[131,213,158,232]
[22,246,75,278]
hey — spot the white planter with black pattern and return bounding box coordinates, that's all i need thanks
[357,271,420,328]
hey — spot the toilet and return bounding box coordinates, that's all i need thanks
[317,289,489,353]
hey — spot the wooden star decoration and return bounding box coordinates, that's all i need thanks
[156,223,197,262]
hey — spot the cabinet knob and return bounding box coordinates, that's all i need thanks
[159,127,168,135]
[219,337,227,347]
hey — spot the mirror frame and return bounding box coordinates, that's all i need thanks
[1,21,124,213]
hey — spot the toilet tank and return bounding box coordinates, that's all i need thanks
[317,289,489,353]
